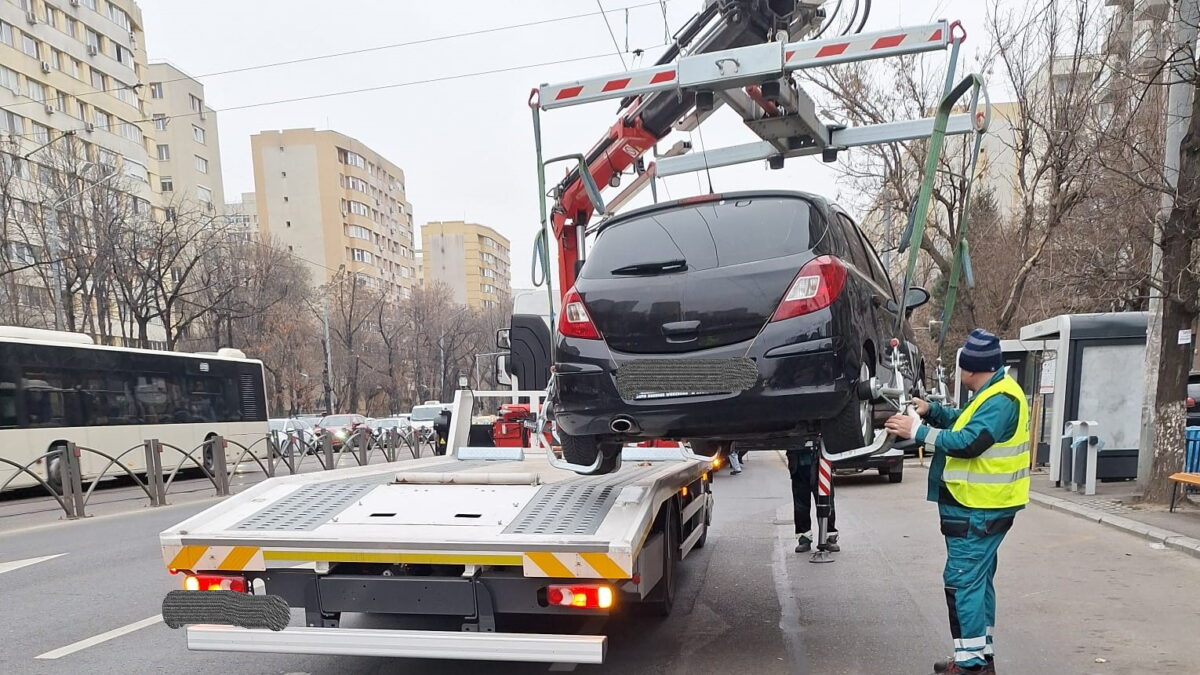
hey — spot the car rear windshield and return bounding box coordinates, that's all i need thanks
[321,415,356,426]
[582,196,818,279]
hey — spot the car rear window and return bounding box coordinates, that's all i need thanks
[582,196,819,279]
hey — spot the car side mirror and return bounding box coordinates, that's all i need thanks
[496,328,511,350]
[904,286,931,314]
[495,355,512,386]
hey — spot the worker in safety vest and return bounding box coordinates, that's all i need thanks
[884,329,1029,675]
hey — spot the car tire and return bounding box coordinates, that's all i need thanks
[45,444,66,495]
[560,432,622,475]
[888,463,904,484]
[822,363,873,454]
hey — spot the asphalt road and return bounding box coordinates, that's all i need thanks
[2,452,1198,674]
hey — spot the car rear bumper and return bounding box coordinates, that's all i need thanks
[554,334,853,440]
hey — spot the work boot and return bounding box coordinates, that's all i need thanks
[825,531,841,552]
[933,656,995,674]
[795,533,812,553]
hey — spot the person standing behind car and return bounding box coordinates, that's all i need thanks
[787,446,839,553]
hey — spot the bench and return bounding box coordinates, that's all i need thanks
[1169,473,1200,512]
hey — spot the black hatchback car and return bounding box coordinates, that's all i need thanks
[551,190,928,472]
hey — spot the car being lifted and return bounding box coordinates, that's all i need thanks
[550,190,929,473]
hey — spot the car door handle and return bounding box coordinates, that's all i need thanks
[661,320,700,335]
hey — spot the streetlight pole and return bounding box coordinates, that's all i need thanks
[322,297,335,415]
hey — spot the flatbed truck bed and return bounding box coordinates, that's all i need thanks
[158,391,713,664]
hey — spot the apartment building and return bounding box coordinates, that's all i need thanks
[0,0,162,343]
[145,61,222,213]
[421,220,510,309]
[250,128,417,296]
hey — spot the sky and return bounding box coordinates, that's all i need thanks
[138,0,993,290]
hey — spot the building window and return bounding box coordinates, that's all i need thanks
[192,125,205,144]
[0,22,11,47]
[22,33,40,59]
[90,68,106,91]
[344,200,369,217]
[0,110,22,135]
[153,113,167,131]
[345,224,371,240]
[111,43,131,66]
[27,80,45,103]
[114,81,136,106]
[160,176,173,192]
[337,148,367,169]
[31,122,50,144]
[55,92,67,113]
[51,49,62,71]
[97,148,116,169]
[482,268,496,279]
[189,94,202,113]
[85,28,101,52]
[117,120,141,142]
[156,144,170,160]
[197,185,213,203]
[108,3,132,31]
[149,82,163,99]
[69,58,80,80]
[482,284,495,294]
[63,16,77,39]
[123,159,148,183]
[44,4,56,27]
[82,0,98,10]
[76,100,87,120]
[0,66,18,94]
[194,155,208,173]
[350,248,373,264]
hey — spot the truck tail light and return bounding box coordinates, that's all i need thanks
[558,287,602,340]
[771,255,846,322]
[545,584,614,609]
[184,573,247,593]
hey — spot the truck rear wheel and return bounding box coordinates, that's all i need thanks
[642,499,678,617]
[560,432,622,475]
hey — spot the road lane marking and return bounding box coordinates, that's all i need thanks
[35,614,163,660]
[0,553,66,575]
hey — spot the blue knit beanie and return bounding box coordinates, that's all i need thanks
[959,329,1003,373]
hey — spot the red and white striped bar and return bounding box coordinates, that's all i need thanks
[817,456,832,497]
[537,21,951,111]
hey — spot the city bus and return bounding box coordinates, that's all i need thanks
[0,327,269,492]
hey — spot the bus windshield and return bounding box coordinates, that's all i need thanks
[410,405,443,422]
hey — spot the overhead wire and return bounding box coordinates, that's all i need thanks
[0,0,671,115]
[596,0,630,70]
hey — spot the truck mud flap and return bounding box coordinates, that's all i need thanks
[163,590,290,631]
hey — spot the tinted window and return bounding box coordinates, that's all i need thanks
[838,213,872,273]
[858,228,895,298]
[583,197,817,279]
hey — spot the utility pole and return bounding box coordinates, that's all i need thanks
[1138,0,1198,490]
[322,298,335,415]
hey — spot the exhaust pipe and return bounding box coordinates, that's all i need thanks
[610,417,636,433]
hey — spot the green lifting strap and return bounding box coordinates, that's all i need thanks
[938,114,987,354]
[895,73,990,351]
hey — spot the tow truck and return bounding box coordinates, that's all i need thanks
[160,0,992,663]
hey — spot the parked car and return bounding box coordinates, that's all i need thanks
[368,416,413,442]
[410,403,449,443]
[551,190,927,473]
[315,414,367,448]
[268,418,317,457]
[1188,371,1200,428]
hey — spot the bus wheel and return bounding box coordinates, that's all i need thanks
[202,435,217,473]
[45,444,66,495]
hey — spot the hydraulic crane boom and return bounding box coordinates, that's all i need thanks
[543,0,824,296]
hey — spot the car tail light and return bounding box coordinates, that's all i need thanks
[1189,396,1196,409]
[558,287,601,340]
[545,584,614,609]
[771,255,847,322]
[183,573,247,592]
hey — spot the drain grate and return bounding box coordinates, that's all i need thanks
[504,465,663,536]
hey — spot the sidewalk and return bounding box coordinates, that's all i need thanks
[1027,472,1200,559]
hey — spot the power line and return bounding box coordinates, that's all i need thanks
[0,0,669,115]
[1,48,668,143]
[596,0,629,71]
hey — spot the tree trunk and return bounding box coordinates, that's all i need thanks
[1142,81,1200,504]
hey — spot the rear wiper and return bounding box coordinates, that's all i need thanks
[610,259,688,275]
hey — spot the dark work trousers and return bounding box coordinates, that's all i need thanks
[787,449,836,535]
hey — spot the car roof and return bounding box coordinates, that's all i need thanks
[596,189,833,234]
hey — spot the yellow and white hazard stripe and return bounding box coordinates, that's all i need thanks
[165,545,632,580]
[522,551,633,579]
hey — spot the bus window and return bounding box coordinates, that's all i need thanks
[22,372,76,427]
[0,380,16,428]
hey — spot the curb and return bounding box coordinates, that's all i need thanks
[1028,491,1200,560]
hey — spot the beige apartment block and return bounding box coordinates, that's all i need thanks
[421,221,510,309]
[145,61,222,213]
[224,191,256,234]
[251,128,417,296]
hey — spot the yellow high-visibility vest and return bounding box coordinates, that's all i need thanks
[942,372,1031,508]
